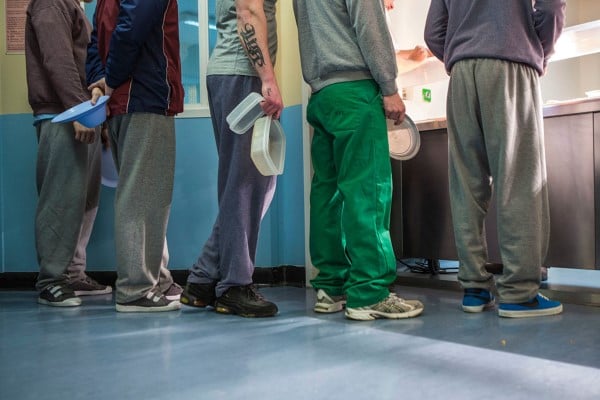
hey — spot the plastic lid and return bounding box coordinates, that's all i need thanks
[251,115,286,176]
[388,114,420,161]
[52,95,110,128]
[226,92,265,134]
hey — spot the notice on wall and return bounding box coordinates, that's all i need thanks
[5,0,30,54]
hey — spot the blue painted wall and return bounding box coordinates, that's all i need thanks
[0,105,305,272]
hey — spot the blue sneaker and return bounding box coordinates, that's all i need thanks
[462,288,495,313]
[498,293,563,318]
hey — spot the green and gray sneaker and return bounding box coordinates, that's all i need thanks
[345,293,424,321]
[314,289,346,313]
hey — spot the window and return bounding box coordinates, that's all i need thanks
[179,0,217,117]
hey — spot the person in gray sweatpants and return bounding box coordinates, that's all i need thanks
[34,122,103,295]
[180,0,283,318]
[425,0,566,318]
[25,0,112,307]
[86,0,184,312]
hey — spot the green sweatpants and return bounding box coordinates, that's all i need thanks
[307,80,396,308]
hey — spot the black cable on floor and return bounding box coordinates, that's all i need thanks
[400,259,458,275]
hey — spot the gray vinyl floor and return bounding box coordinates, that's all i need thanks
[0,284,599,400]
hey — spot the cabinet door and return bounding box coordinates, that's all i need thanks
[544,114,595,267]
[395,129,459,260]
[595,112,600,268]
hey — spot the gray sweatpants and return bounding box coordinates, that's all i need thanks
[107,113,176,303]
[187,75,276,297]
[35,120,101,291]
[447,59,549,303]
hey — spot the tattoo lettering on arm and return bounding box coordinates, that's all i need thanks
[240,23,265,67]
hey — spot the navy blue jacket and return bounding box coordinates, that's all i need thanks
[86,0,184,116]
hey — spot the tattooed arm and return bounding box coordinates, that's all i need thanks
[236,0,283,118]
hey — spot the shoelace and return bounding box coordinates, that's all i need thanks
[81,276,95,284]
[382,293,416,310]
[537,293,550,302]
[244,285,265,301]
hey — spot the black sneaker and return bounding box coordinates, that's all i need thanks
[215,285,278,317]
[116,290,181,313]
[69,275,113,296]
[38,284,82,307]
[180,282,216,308]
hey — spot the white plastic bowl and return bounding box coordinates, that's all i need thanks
[388,114,420,161]
[251,115,286,176]
[226,92,265,134]
[101,148,118,188]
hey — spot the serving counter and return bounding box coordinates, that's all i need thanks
[390,97,600,269]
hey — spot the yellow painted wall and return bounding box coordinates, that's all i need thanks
[0,2,302,116]
[277,1,302,107]
[0,2,30,115]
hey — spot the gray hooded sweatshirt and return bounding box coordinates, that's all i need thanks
[293,0,398,96]
[424,0,566,75]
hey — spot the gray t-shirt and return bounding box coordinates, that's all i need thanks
[207,0,277,77]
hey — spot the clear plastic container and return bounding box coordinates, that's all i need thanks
[387,114,420,161]
[251,115,286,176]
[226,92,265,134]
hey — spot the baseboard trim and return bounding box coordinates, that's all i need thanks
[0,265,306,290]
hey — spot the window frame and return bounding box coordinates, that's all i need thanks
[178,0,211,118]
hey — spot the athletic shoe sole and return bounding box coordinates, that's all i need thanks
[314,301,346,313]
[214,304,277,318]
[115,301,181,313]
[498,304,563,318]
[37,297,82,307]
[345,305,424,321]
[462,300,495,313]
[180,296,213,308]
[74,287,113,296]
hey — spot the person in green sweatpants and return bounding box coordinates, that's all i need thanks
[294,0,424,321]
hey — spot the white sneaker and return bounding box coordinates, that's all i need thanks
[345,293,424,321]
[314,289,346,313]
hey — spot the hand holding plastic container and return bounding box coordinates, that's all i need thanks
[226,92,286,176]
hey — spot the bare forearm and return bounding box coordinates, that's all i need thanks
[236,0,276,82]
[235,0,283,117]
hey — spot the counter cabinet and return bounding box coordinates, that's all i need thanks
[391,99,600,269]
